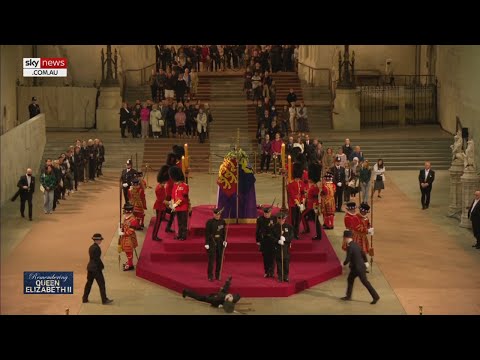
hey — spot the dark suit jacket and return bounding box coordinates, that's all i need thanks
[418,169,435,188]
[206,279,232,307]
[17,175,35,196]
[343,241,368,274]
[330,165,346,185]
[468,199,480,235]
[87,243,104,272]
[120,107,131,127]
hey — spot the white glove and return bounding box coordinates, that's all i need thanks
[256,242,261,246]
[118,228,124,236]
[122,183,128,188]
[204,244,209,250]
[278,239,285,245]
[299,204,305,213]
[170,202,178,211]
[280,236,286,242]
[368,228,374,235]
[223,241,227,247]
[337,182,342,187]
[365,262,370,269]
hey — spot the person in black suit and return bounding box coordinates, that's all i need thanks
[28,97,41,119]
[331,157,346,212]
[341,230,380,304]
[182,276,241,313]
[14,168,35,221]
[119,102,131,138]
[418,161,435,209]
[468,190,480,249]
[82,233,113,305]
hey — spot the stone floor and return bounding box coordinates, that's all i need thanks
[1,167,479,315]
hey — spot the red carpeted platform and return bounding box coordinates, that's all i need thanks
[136,205,342,297]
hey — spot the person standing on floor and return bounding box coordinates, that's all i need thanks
[256,206,277,278]
[169,166,190,241]
[205,208,227,281]
[82,233,113,305]
[273,211,293,282]
[419,161,435,210]
[15,168,35,221]
[118,203,139,271]
[341,230,380,304]
[468,190,480,249]
[373,159,385,198]
[152,165,170,241]
[120,159,138,204]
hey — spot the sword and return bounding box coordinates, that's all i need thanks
[218,208,231,279]
[134,248,139,261]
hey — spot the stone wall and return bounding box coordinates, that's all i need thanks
[18,87,98,128]
[436,45,480,170]
[0,114,46,206]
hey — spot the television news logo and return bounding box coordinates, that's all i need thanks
[23,58,68,77]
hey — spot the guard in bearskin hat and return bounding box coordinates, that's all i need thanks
[164,152,177,233]
[118,203,139,271]
[287,162,306,239]
[301,162,322,240]
[152,165,171,241]
[168,166,190,240]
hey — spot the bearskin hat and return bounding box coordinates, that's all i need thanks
[293,162,303,179]
[157,165,170,183]
[166,152,177,166]
[168,165,185,182]
[172,145,185,159]
[308,163,321,183]
[295,152,307,166]
[290,147,302,161]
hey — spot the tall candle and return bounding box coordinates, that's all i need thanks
[181,155,186,175]
[281,143,285,169]
[184,144,189,170]
[287,155,292,183]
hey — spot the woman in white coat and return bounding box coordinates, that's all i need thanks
[196,108,208,143]
[150,104,163,138]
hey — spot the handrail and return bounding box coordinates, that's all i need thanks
[297,62,334,129]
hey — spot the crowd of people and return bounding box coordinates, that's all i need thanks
[39,138,105,215]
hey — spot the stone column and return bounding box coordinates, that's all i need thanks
[96,87,122,131]
[448,159,464,219]
[459,168,480,228]
[332,88,361,131]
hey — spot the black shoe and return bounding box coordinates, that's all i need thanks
[29,218,32,221]
[182,290,186,298]
[21,214,25,218]
[371,297,380,305]
[102,299,113,305]
[82,299,88,303]
[341,296,351,301]
[165,228,174,233]
[312,236,321,240]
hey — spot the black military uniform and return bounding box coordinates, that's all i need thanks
[330,158,346,212]
[120,159,138,203]
[256,206,277,278]
[273,212,294,282]
[205,208,227,281]
[182,276,241,313]
[82,233,113,305]
[341,230,380,304]
[28,97,41,119]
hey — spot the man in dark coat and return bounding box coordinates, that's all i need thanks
[120,159,138,204]
[182,276,241,313]
[82,233,113,304]
[256,206,277,278]
[341,230,380,304]
[205,208,227,281]
[419,161,435,209]
[468,190,480,249]
[330,157,346,212]
[29,97,41,119]
[13,168,35,220]
[273,211,294,282]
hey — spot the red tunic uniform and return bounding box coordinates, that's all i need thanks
[129,185,147,227]
[154,183,167,211]
[352,213,371,254]
[172,181,190,212]
[287,179,305,207]
[343,211,357,250]
[119,214,139,269]
[305,182,319,210]
[166,178,174,201]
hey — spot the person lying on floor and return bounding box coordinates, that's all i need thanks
[182,276,241,313]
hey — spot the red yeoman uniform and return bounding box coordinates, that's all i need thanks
[352,212,371,254]
[129,180,147,228]
[118,205,139,271]
[320,173,336,229]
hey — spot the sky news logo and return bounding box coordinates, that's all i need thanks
[23,58,68,77]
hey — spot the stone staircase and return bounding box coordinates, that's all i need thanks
[300,81,332,133]
[42,131,144,171]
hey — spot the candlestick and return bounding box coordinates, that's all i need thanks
[181,155,186,175]
[281,143,285,170]
[184,143,189,170]
[287,155,292,183]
